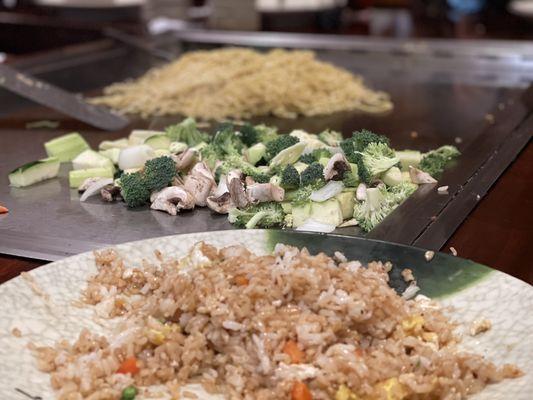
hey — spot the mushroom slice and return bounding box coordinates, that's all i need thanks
[324,153,350,181]
[246,183,285,203]
[150,186,195,215]
[78,177,102,193]
[190,161,216,185]
[171,148,197,171]
[409,166,437,184]
[184,175,214,207]
[227,170,249,208]
[172,175,185,186]
[227,169,244,185]
[245,176,256,186]
[206,192,233,214]
[100,184,122,202]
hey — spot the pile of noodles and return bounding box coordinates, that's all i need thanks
[91,48,393,120]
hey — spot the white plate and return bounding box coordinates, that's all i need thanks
[0,230,531,399]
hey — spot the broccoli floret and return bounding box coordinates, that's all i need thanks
[351,129,390,152]
[165,117,209,146]
[239,123,278,147]
[388,182,418,203]
[312,148,332,161]
[300,162,325,187]
[120,172,150,208]
[354,142,399,184]
[212,123,244,156]
[228,202,285,229]
[249,171,271,183]
[280,165,300,189]
[199,144,222,170]
[354,182,417,232]
[265,135,299,161]
[419,145,460,178]
[318,129,343,146]
[341,163,359,187]
[143,156,177,192]
[256,124,279,143]
[353,187,391,232]
[239,123,259,147]
[217,154,271,183]
[342,171,359,187]
[298,153,315,164]
[341,129,390,163]
[352,153,372,184]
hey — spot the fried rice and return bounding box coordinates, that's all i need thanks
[30,243,522,400]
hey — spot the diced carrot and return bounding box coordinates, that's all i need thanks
[291,381,312,400]
[234,274,249,286]
[0,205,8,214]
[117,357,140,375]
[283,340,305,364]
[354,348,364,357]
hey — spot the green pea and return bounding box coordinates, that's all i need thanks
[121,385,138,400]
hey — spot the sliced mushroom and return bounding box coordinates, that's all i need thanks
[227,169,244,185]
[409,166,437,184]
[171,148,197,171]
[206,192,233,214]
[210,175,227,195]
[190,162,216,186]
[245,176,256,186]
[100,184,122,202]
[184,175,214,207]
[324,153,350,181]
[227,170,249,208]
[172,175,185,186]
[78,177,102,193]
[246,183,285,203]
[150,186,195,215]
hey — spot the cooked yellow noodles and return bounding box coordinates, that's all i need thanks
[91,48,392,120]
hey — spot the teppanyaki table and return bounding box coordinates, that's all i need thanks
[0,31,532,283]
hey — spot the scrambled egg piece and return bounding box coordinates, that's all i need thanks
[146,318,180,346]
[335,385,360,400]
[402,315,439,345]
[179,242,212,271]
[375,378,408,400]
[402,315,424,335]
[421,332,438,344]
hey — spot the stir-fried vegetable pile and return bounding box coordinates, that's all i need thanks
[8,117,460,233]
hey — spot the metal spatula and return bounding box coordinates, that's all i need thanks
[0,63,130,131]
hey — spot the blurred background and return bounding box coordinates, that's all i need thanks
[1,0,532,56]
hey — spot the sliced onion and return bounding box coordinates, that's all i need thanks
[409,166,437,184]
[401,282,421,299]
[80,178,113,202]
[118,145,155,171]
[296,219,336,233]
[309,181,344,202]
[213,175,229,197]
